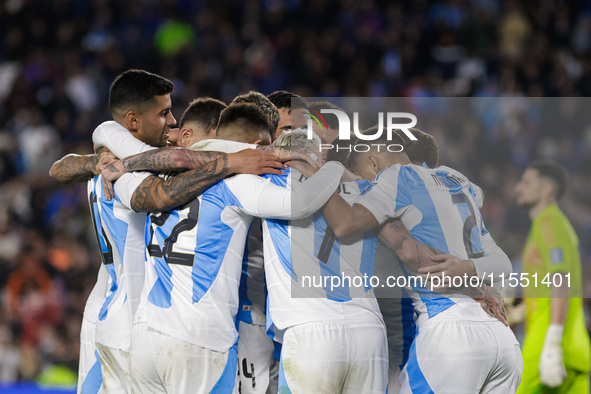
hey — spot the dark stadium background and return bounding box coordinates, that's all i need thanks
[0,0,589,390]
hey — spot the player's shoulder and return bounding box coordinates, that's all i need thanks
[92,120,125,135]
[536,205,574,234]
[532,205,578,248]
[374,163,404,182]
[340,178,370,192]
[432,164,470,180]
[219,173,269,196]
[339,180,368,203]
[262,166,292,186]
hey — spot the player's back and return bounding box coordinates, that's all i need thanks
[393,164,485,261]
[358,163,494,322]
[143,177,255,353]
[263,172,383,331]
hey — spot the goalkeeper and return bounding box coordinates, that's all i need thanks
[515,161,590,393]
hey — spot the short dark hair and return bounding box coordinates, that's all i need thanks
[528,161,568,200]
[348,126,406,169]
[232,91,278,139]
[395,128,439,168]
[217,103,271,143]
[179,98,226,134]
[307,101,344,130]
[267,90,308,111]
[109,69,174,117]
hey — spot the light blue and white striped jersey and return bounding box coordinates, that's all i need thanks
[141,163,345,353]
[191,139,266,327]
[263,175,384,333]
[237,218,266,326]
[87,173,150,351]
[90,121,155,350]
[356,163,502,323]
[81,262,109,324]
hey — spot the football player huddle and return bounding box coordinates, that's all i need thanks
[50,69,522,394]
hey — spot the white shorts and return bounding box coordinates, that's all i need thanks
[78,318,103,394]
[130,322,237,393]
[278,319,388,394]
[400,318,523,393]
[238,322,275,393]
[388,362,401,394]
[95,342,130,393]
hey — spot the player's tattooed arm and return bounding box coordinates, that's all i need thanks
[49,147,116,184]
[131,157,230,212]
[377,219,441,271]
[259,145,322,168]
[323,194,380,241]
[102,147,285,200]
[130,150,286,212]
[378,219,508,325]
[469,285,508,326]
[101,148,226,187]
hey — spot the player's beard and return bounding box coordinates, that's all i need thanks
[517,198,538,212]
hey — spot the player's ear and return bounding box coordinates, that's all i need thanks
[179,127,193,147]
[368,155,379,173]
[125,111,140,132]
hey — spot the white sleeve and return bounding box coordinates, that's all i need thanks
[189,139,257,153]
[92,121,155,159]
[354,165,410,225]
[472,232,512,289]
[112,171,152,210]
[231,162,344,220]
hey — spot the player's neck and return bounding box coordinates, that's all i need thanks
[529,199,556,219]
[382,155,411,169]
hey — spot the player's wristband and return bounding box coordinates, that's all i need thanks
[544,324,564,346]
[474,286,489,302]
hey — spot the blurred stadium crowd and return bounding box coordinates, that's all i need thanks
[0,0,590,385]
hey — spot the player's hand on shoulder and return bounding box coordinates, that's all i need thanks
[229,148,285,176]
[263,145,323,169]
[418,254,477,285]
[94,147,117,176]
[100,159,125,201]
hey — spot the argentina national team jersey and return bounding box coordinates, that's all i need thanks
[356,163,495,322]
[264,174,384,333]
[142,163,345,353]
[237,218,266,326]
[87,174,149,351]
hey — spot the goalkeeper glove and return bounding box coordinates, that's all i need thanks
[539,324,567,387]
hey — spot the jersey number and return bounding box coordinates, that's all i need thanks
[89,192,114,265]
[149,199,200,266]
[452,193,484,259]
[317,227,337,264]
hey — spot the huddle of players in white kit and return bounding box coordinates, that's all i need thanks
[53,70,522,394]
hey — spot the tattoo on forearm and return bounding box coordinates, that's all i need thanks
[131,155,230,212]
[385,220,441,256]
[122,148,225,173]
[50,154,97,184]
[104,162,121,174]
